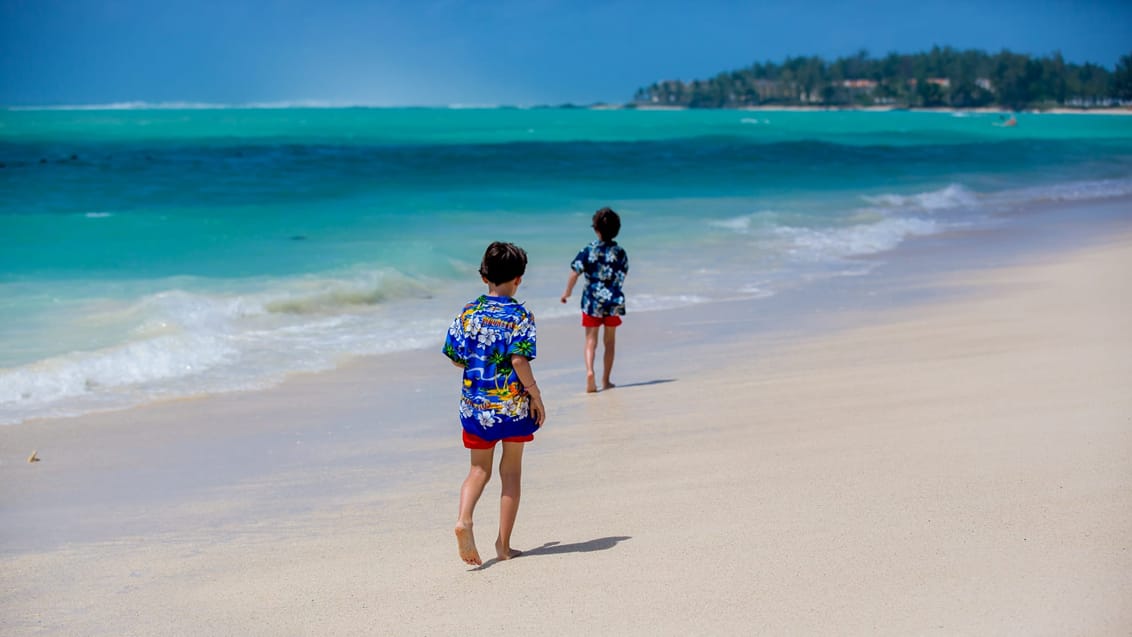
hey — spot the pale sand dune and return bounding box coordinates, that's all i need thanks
[2,234,1130,635]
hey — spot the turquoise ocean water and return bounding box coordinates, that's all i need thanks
[2,107,1131,424]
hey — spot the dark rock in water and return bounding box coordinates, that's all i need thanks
[70,154,78,161]
[290,235,308,241]
[40,158,47,164]
[0,162,5,168]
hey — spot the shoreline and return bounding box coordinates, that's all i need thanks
[7,192,1131,431]
[2,199,1131,633]
[627,103,1132,115]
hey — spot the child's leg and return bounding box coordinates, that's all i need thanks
[584,326,600,393]
[601,325,617,389]
[495,441,525,560]
[456,447,494,565]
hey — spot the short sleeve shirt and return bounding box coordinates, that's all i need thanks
[442,295,539,440]
[571,240,629,318]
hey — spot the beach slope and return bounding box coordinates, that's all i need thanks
[2,234,1130,635]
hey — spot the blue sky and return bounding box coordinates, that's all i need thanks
[2,0,1130,106]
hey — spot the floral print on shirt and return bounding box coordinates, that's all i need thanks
[571,240,628,317]
[443,295,539,440]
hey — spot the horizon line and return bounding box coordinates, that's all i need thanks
[1,100,630,112]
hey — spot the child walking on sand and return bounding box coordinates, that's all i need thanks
[560,207,629,393]
[443,241,546,566]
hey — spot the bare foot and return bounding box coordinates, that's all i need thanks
[586,372,597,393]
[602,381,615,390]
[455,522,481,566]
[495,539,522,560]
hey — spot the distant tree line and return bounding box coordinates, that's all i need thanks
[633,47,1132,110]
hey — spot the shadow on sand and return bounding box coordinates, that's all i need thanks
[472,536,632,571]
[608,379,676,390]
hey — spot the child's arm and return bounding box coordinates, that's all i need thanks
[560,271,580,304]
[511,355,545,426]
[442,335,467,369]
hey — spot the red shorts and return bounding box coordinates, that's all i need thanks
[581,313,623,327]
[463,430,534,449]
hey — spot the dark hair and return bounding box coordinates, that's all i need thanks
[478,241,528,284]
[592,207,621,241]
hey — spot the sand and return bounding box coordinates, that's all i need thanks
[2,227,1130,635]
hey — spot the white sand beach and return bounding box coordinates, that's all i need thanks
[2,222,1131,635]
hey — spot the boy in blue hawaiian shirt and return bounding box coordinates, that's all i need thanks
[443,241,545,566]
[560,207,629,393]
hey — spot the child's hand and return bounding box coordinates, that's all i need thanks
[559,295,569,304]
[529,393,546,427]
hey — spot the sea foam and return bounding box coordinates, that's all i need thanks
[770,217,942,263]
[863,183,980,212]
[0,272,453,425]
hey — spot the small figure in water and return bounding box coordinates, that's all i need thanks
[996,114,1018,127]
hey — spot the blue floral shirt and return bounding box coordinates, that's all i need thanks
[443,295,539,440]
[571,240,629,317]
